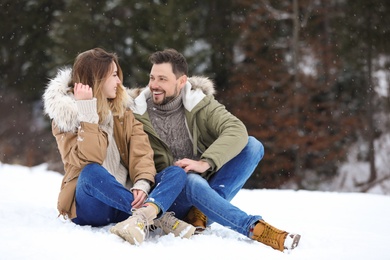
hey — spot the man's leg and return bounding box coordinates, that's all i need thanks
[183,137,263,228]
[208,136,264,201]
[171,173,301,252]
[184,173,262,236]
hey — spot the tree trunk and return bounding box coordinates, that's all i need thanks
[292,0,303,187]
[365,2,377,183]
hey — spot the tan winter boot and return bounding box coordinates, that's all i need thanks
[154,212,196,238]
[252,220,301,252]
[184,206,207,233]
[110,205,157,245]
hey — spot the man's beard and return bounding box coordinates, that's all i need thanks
[153,85,180,105]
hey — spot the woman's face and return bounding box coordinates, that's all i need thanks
[102,61,121,99]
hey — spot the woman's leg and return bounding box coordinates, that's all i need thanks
[72,163,134,226]
[73,164,187,225]
[109,166,189,244]
[145,166,187,217]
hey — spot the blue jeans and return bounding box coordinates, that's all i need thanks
[168,136,264,237]
[72,164,186,227]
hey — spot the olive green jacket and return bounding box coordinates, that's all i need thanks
[128,76,248,179]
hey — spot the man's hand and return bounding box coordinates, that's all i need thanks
[131,189,147,209]
[74,83,93,100]
[174,158,210,173]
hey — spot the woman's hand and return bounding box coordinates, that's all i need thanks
[74,83,93,100]
[131,189,147,209]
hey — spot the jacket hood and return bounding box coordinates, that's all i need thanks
[43,67,134,132]
[43,68,79,132]
[128,75,216,115]
[127,76,216,98]
[187,76,216,96]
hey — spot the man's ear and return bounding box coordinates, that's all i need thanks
[179,75,187,88]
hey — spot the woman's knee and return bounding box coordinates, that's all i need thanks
[78,163,106,182]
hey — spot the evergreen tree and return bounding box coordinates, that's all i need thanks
[49,0,209,87]
[0,0,64,100]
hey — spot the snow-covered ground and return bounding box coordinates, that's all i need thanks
[1,162,389,260]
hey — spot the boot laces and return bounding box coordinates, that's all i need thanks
[259,221,286,248]
[131,208,152,238]
[158,212,180,231]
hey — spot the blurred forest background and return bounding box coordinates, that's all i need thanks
[1,0,390,192]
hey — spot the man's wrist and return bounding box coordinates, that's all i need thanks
[201,158,214,171]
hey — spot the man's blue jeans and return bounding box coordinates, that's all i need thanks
[168,136,264,237]
[72,164,186,227]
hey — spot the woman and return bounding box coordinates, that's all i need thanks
[43,48,195,245]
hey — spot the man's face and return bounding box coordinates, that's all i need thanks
[148,63,186,105]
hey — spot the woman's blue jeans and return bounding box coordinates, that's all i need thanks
[168,136,265,237]
[72,164,186,227]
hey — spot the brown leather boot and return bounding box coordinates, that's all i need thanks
[184,206,207,233]
[252,220,301,252]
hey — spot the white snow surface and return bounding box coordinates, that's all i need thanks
[0,162,389,260]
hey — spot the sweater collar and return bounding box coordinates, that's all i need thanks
[148,90,184,113]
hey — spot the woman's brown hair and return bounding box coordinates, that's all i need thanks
[72,48,129,123]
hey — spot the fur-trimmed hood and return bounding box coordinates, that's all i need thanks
[43,68,215,129]
[43,68,134,132]
[187,76,216,96]
[129,76,217,115]
[43,68,78,132]
[127,76,216,99]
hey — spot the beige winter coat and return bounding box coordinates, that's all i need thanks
[44,68,156,219]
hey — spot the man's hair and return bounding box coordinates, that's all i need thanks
[149,48,188,77]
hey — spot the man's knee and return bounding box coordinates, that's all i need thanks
[248,136,264,161]
[186,173,208,190]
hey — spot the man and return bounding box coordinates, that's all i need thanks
[129,49,300,252]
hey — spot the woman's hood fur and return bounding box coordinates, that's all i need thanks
[43,68,79,132]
